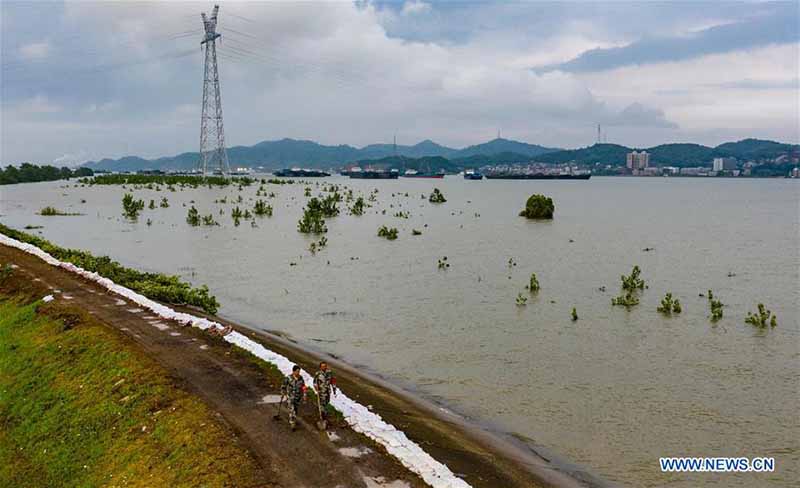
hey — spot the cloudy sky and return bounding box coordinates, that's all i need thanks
[1,0,798,165]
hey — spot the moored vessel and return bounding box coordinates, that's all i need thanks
[273,168,331,177]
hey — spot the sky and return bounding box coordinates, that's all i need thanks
[1,0,798,165]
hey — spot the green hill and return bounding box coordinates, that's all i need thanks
[80,137,796,172]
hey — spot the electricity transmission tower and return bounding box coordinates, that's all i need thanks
[198,5,229,176]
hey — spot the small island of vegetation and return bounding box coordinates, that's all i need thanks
[519,194,554,219]
[38,206,81,217]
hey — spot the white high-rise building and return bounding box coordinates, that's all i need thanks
[713,157,737,172]
[626,151,650,170]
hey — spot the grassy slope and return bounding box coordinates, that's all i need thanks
[0,294,265,488]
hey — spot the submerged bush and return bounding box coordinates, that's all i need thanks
[657,292,682,314]
[519,194,554,219]
[428,188,447,203]
[350,197,366,216]
[39,206,79,216]
[0,223,219,314]
[253,199,273,217]
[318,194,340,217]
[201,214,218,226]
[745,304,777,328]
[377,225,398,240]
[611,292,639,307]
[709,297,724,322]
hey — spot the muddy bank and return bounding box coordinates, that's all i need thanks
[0,240,611,488]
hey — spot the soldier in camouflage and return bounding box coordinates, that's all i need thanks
[281,365,307,430]
[313,361,337,421]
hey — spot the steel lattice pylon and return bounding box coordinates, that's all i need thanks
[198,5,229,176]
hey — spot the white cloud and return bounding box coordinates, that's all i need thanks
[18,41,50,60]
[13,95,61,114]
[401,1,431,16]
[579,43,799,136]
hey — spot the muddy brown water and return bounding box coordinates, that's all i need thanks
[1,176,798,487]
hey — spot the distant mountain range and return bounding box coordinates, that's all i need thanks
[83,137,796,172]
[82,138,560,171]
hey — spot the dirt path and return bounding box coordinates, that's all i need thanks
[1,243,603,488]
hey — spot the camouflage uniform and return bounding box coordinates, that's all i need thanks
[281,374,306,428]
[313,369,336,419]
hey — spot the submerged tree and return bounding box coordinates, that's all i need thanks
[612,265,646,307]
[298,200,328,234]
[526,273,540,292]
[745,304,777,328]
[519,194,554,219]
[186,206,200,226]
[122,193,145,220]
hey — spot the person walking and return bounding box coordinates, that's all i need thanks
[313,361,337,423]
[281,365,307,431]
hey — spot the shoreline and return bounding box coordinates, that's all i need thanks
[0,232,612,488]
[219,312,616,488]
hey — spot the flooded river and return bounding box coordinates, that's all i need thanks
[2,176,797,487]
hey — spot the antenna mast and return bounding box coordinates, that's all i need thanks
[198,4,230,176]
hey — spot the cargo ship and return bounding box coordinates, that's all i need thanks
[273,168,331,177]
[344,167,400,179]
[485,171,591,180]
[463,169,483,180]
[402,169,445,179]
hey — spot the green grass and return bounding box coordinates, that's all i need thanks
[0,297,264,488]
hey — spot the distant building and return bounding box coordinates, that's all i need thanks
[712,157,737,171]
[626,151,650,170]
[680,167,712,176]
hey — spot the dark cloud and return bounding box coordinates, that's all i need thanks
[611,103,679,129]
[541,5,799,73]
